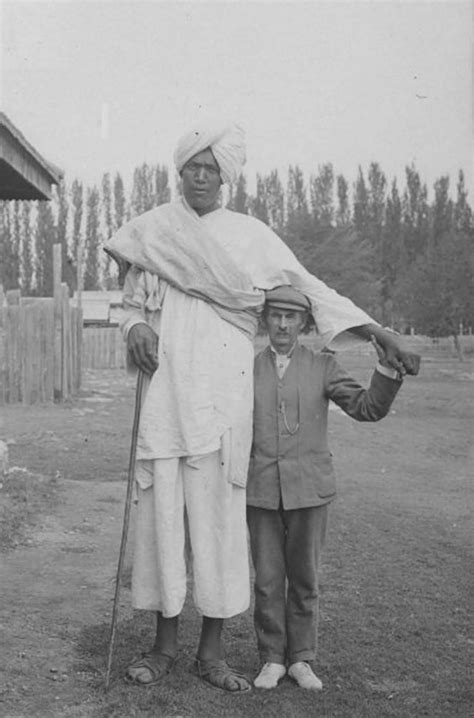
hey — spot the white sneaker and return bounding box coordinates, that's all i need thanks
[254,662,286,689]
[288,661,323,691]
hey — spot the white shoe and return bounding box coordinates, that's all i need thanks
[254,662,286,689]
[288,661,323,691]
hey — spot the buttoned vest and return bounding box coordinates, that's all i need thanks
[247,344,337,510]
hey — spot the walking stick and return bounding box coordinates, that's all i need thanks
[105,369,145,691]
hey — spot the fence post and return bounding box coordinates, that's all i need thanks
[53,244,62,400]
[76,305,83,390]
[5,290,22,403]
[61,282,73,399]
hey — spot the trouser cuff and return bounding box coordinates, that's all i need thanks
[288,650,316,665]
[261,652,287,665]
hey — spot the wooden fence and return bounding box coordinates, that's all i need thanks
[0,283,82,405]
[82,326,126,369]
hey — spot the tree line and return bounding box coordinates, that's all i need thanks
[0,161,472,341]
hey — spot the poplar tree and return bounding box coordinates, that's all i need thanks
[335,174,350,227]
[227,174,249,214]
[21,202,33,294]
[264,170,285,237]
[0,203,7,288]
[0,203,17,290]
[102,172,114,287]
[113,172,126,229]
[431,176,453,249]
[83,186,101,290]
[250,174,269,224]
[35,201,55,295]
[102,172,114,238]
[11,201,21,288]
[309,164,334,230]
[113,172,128,286]
[131,163,156,216]
[352,167,370,238]
[366,162,387,285]
[154,165,171,206]
[367,162,386,242]
[454,170,473,233]
[381,180,403,326]
[71,179,84,269]
[401,165,428,262]
[55,180,72,289]
[286,165,311,256]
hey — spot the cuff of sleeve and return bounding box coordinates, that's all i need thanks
[121,316,149,341]
[376,363,402,381]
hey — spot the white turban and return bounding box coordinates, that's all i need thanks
[174,120,246,184]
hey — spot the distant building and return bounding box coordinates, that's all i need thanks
[0,112,62,200]
[71,290,123,326]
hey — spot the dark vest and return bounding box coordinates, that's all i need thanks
[247,343,400,510]
[247,345,337,510]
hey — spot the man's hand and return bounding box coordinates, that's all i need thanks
[127,323,159,376]
[370,335,392,369]
[350,324,421,375]
[371,328,420,376]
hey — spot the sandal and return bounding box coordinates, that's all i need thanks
[195,658,251,693]
[126,652,176,686]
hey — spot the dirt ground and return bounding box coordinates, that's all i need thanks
[0,354,472,718]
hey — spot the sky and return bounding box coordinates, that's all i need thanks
[0,0,472,200]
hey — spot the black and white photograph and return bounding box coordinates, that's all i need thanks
[0,1,472,716]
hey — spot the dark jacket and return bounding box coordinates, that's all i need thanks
[247,343,402,510]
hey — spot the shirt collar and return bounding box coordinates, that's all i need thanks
[269,340,299,359]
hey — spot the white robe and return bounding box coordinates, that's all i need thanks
[118,201,375,489]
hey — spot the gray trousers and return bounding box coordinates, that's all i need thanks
[247,503,328,665]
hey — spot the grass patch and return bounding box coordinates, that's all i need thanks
[0,467,59,549]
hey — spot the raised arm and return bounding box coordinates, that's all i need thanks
[324,352,403,422]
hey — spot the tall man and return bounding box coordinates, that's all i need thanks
[247,286,403,691]
[105,120,419,693]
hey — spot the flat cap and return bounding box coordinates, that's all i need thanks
[265,285,311,312]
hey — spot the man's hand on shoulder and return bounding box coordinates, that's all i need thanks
[127,323,159,376]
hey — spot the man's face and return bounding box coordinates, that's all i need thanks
[181,148,222,216]
[264,307,307,355]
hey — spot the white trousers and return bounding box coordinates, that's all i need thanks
[132,452,250,618]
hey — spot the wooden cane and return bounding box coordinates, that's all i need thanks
[105,369,145,691]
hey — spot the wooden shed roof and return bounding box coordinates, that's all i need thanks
[0,112,63,200]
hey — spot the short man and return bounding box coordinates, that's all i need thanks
[247,286,404,691]
[105,120,419,693]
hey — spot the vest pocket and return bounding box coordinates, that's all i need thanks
[312,453,336,498]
